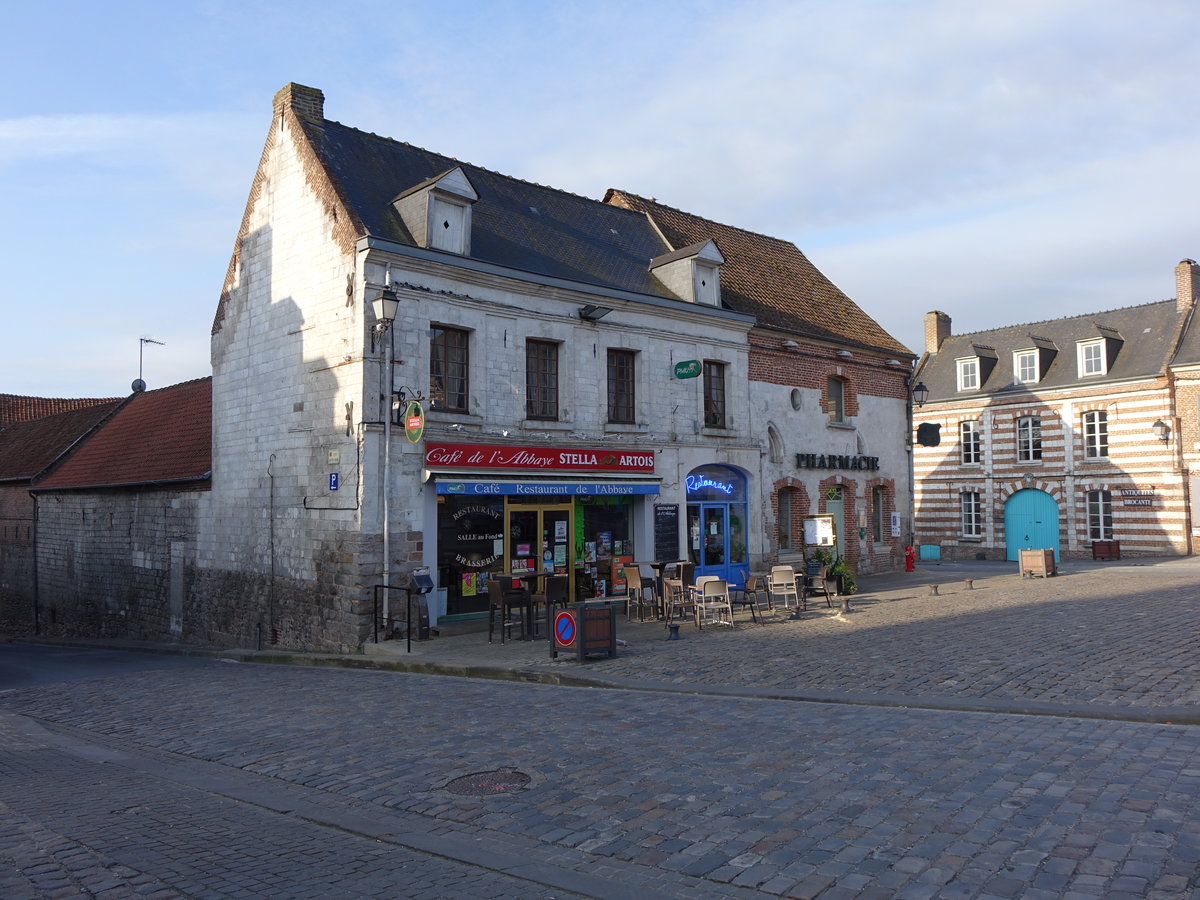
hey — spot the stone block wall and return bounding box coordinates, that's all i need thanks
[33,489,204,640]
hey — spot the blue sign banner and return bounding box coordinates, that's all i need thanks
[329,472,339,491]
[436,481,659,496]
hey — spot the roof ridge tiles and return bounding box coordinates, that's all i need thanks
[318,118,644,215]
[946,298,1176,341]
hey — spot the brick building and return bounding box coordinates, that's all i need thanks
[912,259,1200,561]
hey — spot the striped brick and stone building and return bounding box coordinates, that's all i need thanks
[911,259,1200,562]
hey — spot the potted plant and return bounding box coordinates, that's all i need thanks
[829,556,857,595]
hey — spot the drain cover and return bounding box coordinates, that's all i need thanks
[444,767,531,796]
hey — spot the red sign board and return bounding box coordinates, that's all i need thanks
[425,442,655,473]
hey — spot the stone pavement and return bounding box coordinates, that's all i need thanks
[355,556,1200,722]
[4,556,1200,898]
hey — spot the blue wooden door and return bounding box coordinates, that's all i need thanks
[1004,489,1060,562]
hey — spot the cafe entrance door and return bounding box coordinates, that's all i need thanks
[505,500,575,603]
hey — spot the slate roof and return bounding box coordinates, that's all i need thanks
[277,85,909,358]
[32,378,211,491]
[916,301,1180,403]
[0,394,120,428]
[605,191,912,357]
[0,400,123,482]
[304,119,674,298]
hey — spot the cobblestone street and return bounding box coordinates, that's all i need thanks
[2,558,1199,898]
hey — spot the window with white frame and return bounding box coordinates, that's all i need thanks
[1014,350,1038,384]
[960,420,981,465]
[957,357,979,391]
[1082,410,1109,459]
[961,491,983,538]
[1078,340,1105,377]
[1087,489,1113,540]
[1016,415,1042,462]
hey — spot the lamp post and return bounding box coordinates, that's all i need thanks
[372,271,400,629]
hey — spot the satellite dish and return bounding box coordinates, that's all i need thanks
[131,379,147,393]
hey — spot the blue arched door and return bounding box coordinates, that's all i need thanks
[1004,489,1060,562]
[686,464,750,589]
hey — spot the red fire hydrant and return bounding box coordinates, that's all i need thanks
[904,545,916,572]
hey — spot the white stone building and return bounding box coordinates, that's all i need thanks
[193,83,911,651]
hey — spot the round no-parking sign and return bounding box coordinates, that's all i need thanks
[553,610,576,648]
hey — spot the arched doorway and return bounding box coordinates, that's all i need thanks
[1004,489,1060,562]
[686,464,749,588]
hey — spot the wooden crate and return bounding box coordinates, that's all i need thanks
[1019,548,1056,578]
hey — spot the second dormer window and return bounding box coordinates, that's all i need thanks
[1078,340,1105,377]
[694,262,719,305]
[957,358,979,391]
[1014,350,1038,384]
[429,196,468,255]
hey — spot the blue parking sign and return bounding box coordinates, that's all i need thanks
[329,472,339,491]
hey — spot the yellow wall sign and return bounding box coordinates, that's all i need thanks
[404,400,425,443]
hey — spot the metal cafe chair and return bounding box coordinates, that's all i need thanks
[486,580,526,643]
[730,574,767,623]
[697,579,734,629]
[624,569,659,622]
[768,565,799,612]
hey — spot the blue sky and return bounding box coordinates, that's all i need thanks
[3,0,1198,397]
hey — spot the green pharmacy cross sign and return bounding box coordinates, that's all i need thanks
[674,359,702,379]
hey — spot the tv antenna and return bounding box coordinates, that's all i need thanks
[133,337,165,392]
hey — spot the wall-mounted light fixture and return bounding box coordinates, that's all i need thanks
[1152,419,1170,442]
[836,349,853,358]
[781,340,799,349]
[913,382,930,408]
[578,304,612,321]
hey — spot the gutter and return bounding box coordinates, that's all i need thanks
[29,472,212,494]
[356,236,756,326]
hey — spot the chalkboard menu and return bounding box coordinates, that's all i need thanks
[654,504,680,562]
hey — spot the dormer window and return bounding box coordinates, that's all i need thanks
[1078,339,1105,377]
[695,262,719,305]
[649,240,724,306]
[957,357,979,390]
[1014,349,1038,384]
[392,166,478,256]
[955,344,997,392]
[1076,326,1122,378]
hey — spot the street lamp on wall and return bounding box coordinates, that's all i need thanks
[372,267,401,630]
[1152,419,1170,442]
[912,382,930,408]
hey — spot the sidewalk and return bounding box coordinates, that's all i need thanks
[20,554,1200,724]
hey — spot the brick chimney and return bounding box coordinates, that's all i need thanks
[1176,258,1200,313]
[273,83,324,121]
[924,310,951,354]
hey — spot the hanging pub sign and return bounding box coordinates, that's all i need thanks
[403,401,425,443]
[674,360,702,379]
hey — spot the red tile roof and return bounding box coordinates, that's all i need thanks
[0,394,121,428]
[604,190,913,357]
[32,378,211,491]
[0,401,124,482]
